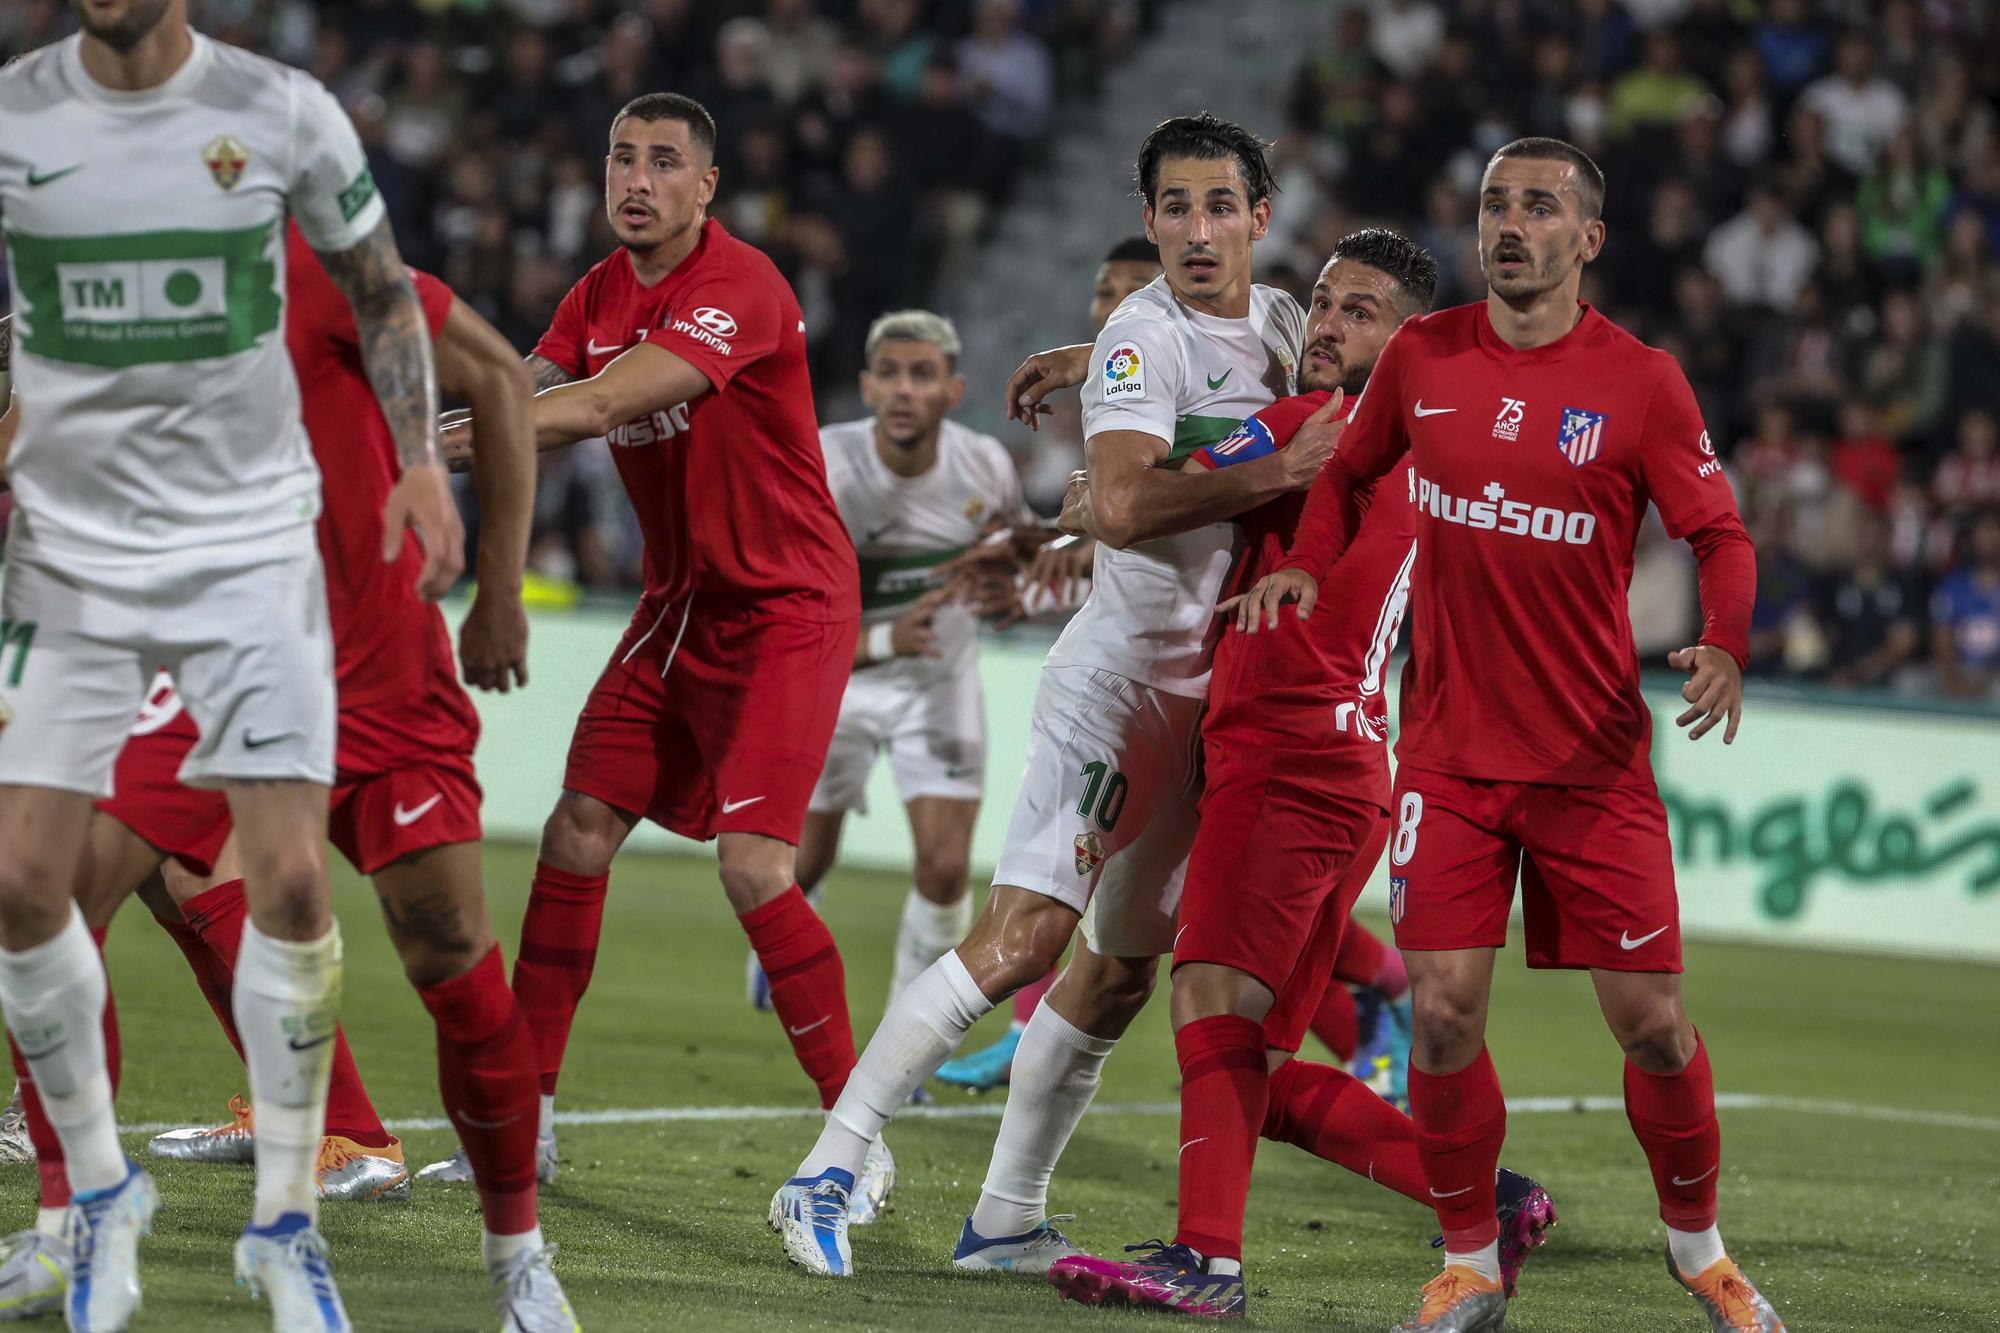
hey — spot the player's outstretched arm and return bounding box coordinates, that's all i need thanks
[527,343,711,449]
[318,217,464,601]
[435,295,535,692]
[1004,343,1092,431]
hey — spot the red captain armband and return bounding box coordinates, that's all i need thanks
[1189,391,1334,470]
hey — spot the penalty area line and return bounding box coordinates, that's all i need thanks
[117,1092,2000,1138]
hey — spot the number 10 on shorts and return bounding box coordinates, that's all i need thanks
[1076,760,1128,832]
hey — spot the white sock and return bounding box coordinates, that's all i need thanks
[796,949,991,1180]
[0,906,124,1193]
[484,1223,544,1272]
[969,1003,1116,1238]
[1668,1224,1727,1276]
[1444,1241,1501,1283]
[1207,1256,1242,1276]
[888,889,972,1000]
[537,1093,556,1140]
[235,920,342,1227]
[36,1206,65,1240]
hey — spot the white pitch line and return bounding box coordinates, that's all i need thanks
[112,1092,2000,1139]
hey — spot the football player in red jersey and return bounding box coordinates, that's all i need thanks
[0,227,578,1330]
[1234,139,1779,1333]
[435,94,868,1199]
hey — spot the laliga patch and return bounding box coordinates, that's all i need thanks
[1074,830,1105,876]
[1204,416,1276,469]
[1102,344,1145,400]
[1388,876,1407,925]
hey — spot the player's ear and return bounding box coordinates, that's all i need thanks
[945,372,967,412]
[697,164,720,211]
[1250,196,1272,243]
[1580,217,1607,265]
[1142,202,1157,246]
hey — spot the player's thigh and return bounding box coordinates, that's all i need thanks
[994,666,1199,932]
[904,795,979,899]
[159,831,242,908]
[959,883,1084,1000]
[75,809,167,931]
[370,839,494,982]
[1383,768,1519,954]
[1515,782,1683,973]
[807,677,889,819]
[795,810,846,894]
[0,786,99,944]
[1260,805,1392,1055]
[164,544,336,790]
[0,554,150,800]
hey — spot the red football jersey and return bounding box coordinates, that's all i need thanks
[1285,303,1743,787]
[283,224,457,708]
[533,219,858,620]
[1193,392,1415,803]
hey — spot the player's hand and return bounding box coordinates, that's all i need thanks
[1027,534,1093,586]
[1218,567,1319,632]
[382,462,465,601]
[1669,644,1743,743]
[891,588,950,658]
[954,567,1025,625]
[1004,345,1091,432]
[459,586,530,693]
[439,417,475,473]
[1056,471,1092,535]
[1278,388,1345,491]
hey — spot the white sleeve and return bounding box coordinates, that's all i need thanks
[1082,316,1183,445]
[285,74,386,252]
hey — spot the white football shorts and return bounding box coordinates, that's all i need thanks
[809,657,986,815]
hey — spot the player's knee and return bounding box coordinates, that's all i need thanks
[1411,987,1486,1067]
[539,795,621,877]
[0,850,76,942]
[1610,1006,1693,1073]
[912,849,970,900]
[717,858,792,914]
[247,851,331,938]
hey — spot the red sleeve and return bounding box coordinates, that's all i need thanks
[1277,332,1413,578]
[411,268,453,338]
[1689,510,1755,671]
[646,263,784,392]
[284,221,351,347]
[1189,391,1330,470]
[1640,356,1737,539]
[531,275,592,379]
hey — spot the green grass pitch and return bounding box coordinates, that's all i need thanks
[24,842,2000,1331]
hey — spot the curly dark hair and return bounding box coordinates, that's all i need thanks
[1330,228,1441,314]
[1135,113,1277,208]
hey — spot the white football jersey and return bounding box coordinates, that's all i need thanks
[0,32,386,562]
[1048,276,1304,696]
[821,415,1026,684]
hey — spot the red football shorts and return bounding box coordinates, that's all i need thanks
[328,668,484,876]
[1386,766,1682,972]
[1174,754,1392,1053]
[95,711,231,876]
[564,593,858,844]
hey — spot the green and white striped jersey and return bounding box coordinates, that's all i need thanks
[0,31,386,561]
[1050,276,1304,697]
[821,415,1026,682]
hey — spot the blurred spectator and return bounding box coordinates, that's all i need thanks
[1705,185,1818,311]
[761,0,840,106]
[1717,46,1773,167]
[1858,127,1952,283]
[1745,501,1819,676]
[957,0,1054,146]
[1859,290,1947,445]
[1799,29,1909,177]
[1370,0,1444,82]
[1933,410,2000,515]
[1929,509,2000,700]
[1608,31,1709,138]
[1812,509,1923,690]
[1828,400,1900,514]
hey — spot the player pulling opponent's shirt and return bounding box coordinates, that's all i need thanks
[812,417,1025,819]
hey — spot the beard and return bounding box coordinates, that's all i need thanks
[78,0,174,52]
[1483,237,1578,299]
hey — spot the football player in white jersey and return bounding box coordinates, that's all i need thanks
[769,114,1332,1280]
[0,4,456,1329]
[751,311,1027,1016]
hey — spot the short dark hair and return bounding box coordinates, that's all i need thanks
[1135,113,1276,208]
[1329,228,1440,314]
[612,93,717,161]
[1103,236,1161,266]
[1487,136,1606,219]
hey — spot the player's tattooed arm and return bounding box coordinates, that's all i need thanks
[527,354,576,392]
[529,342,710,448]
[318,217,464,600]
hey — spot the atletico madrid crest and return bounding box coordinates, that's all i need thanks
[202,135,250,191]
[1073,831,1104,877]
[1556,406,1606,466]
[1388,876,1407,925]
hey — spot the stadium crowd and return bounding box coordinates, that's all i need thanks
[4,0,1997,701]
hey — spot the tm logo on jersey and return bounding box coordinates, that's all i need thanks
[1103,345,1144,400]
[1415,477,1598,546]
[1557,406,1608,466]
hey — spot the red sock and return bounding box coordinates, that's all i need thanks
[418,947,540,1235]
[182,879,394,1149]
[154,913,244,1057]
[1332,922,1408,999]
[1408,1046,1506,1250]
[1172,1014,1268,1263]
[1012,967,1056,1026]
[512,862,608,1097]
[1625,1036,1721,1231]
[16,928,121,1209]
[739,887,855,1110]
[1262,1057,1428,1203]
[1309,983,1359,1063]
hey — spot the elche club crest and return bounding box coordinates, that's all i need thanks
[1073,830,1104,876]
[202,135,250,191]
